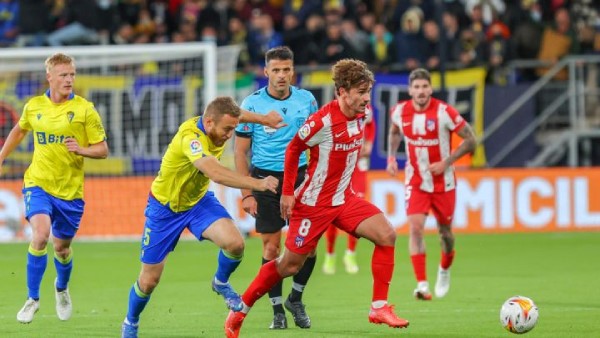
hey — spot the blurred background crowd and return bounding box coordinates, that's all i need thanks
[0,0,599,84]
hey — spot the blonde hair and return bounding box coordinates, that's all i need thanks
[204,96,241,122]
[45,53,75,73]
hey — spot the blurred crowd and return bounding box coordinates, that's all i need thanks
[1,0,599,83]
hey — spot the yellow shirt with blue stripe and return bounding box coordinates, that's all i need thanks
[19,91,106,200]
[150,116,224,212]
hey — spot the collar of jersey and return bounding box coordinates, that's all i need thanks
[265,86,292,101]
[45,89,75,100]
[197,115,207,134]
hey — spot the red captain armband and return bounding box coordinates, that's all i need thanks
[387,156,396,165]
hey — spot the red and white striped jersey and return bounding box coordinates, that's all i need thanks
[390,98,466,193]
[282,100,366,207]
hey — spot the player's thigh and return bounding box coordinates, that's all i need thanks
[285,204,338,255]
[431,189,456,225]
[140,198,187,264]
[50,196,84,240]
[406,186,432,217]
[22,187,52,239]
[201,217,244,252]
[336,197,391,243]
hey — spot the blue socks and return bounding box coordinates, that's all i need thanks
[26,245,48,300]
[214,249,242,283]
[126,281,151,325]
[54,250,73,291]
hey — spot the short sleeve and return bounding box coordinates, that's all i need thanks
[443,104,466,132]
[298,112,327,147]
[235,98,255,135]
[389,103,403,127]
[181,132,209,163]
[308,94,319,115]
[18,103,31,131]
[85,105,107,144]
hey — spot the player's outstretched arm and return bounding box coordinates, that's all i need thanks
[65,139,109,159]
[0,124,29,176]
[240,109,287,129]
[194,156,278,193]
[386,123,403,176]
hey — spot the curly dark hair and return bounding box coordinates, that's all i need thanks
[331,59,374,95]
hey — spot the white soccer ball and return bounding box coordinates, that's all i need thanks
[500,296,539,334]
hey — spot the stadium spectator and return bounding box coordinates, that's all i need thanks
[226,16,252,70]
[322,104,376,275]
[319,19,356,64]
[0,53,109,323]
[247,10,284,68]
[46,0,104,46]
[464,0,506,26]
[233,46,319,330]
[119,97,283,338]
[225,59,410,338]
[536,7,580,80]
[386,68,476,301]
[393,6,427,71]
[367,22,397,72]
[283,0,321,24]
[15,0,53,47]
[0,0,19,47]
[342,18,371,61]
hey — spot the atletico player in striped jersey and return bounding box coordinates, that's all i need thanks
[225,59,409,338]
[387,68,476,300]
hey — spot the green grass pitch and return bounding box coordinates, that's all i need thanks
[1,232,599,337]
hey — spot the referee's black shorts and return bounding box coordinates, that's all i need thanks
[251,166,306,234]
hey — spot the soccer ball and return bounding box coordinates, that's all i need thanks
[500,296,539,334]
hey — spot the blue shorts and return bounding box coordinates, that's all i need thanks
[140,191,232,264]
[23,186,85,240]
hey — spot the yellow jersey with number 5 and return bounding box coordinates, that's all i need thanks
[19,92,106,200]
[150,116,225,212]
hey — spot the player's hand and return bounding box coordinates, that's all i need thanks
[264,111,287,129]
[429,160,448,176]
[280,194,295,220]
[258,175,278,193]
[64,137,81,155]
[242,195,258,217]
[386,161,398,176]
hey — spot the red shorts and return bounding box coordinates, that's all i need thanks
[285,194,382,255]
[406,186,456,225]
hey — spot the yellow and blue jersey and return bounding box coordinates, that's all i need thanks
[150,116,225,212]
[19,91,106,200]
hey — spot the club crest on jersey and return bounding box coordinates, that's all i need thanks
[67,111,74,123]
[426,119,436,131]
[295,235,305,248]
[298,124,311,140]
[190,139,202,155]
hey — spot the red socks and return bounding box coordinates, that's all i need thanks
[411,253,427,282]
[441,250,455,270]
[241,260,283,307]
[371,245,394,301]
[325,225,337,254]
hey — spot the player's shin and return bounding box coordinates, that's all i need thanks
[126,281,151,325]
[27,245,48,300]
[371,245,395,304]
[241,260,283,310]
